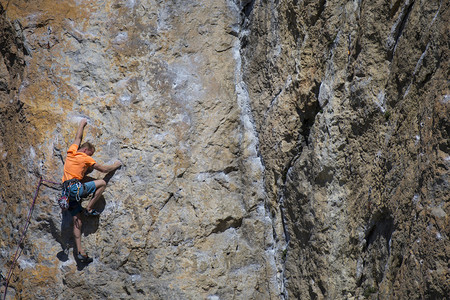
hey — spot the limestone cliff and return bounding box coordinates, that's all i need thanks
[242,0,449,299]
[0,0,448,299]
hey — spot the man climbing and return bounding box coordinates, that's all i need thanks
[62,118,121,263]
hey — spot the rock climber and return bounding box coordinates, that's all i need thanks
[62,118,121,263]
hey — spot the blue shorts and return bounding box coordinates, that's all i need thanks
[67,181,97,217]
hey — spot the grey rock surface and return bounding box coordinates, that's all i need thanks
[242,0,449,299]
[0,0,448,299]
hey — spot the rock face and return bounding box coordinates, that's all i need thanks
[0,1,281,299]
[0,0,448,299]
[241,0,449,299]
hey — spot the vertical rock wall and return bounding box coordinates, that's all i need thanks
[0,1,284,299]
[1,0,449,299]
[242,0,448,299]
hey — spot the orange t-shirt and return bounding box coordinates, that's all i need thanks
[62,144,96,182]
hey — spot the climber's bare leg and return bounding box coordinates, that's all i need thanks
[73,213,85,255]
[85,179,106,212]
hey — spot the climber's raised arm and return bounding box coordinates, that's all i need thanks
[73,118,88,147]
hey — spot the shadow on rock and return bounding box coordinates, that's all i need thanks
[80,169,117,236]
[56,250,69,262]
[81,196,105,236]
[57,210,74,262]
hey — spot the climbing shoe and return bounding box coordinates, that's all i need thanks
[77,252,93,264]
[84,208,100,216]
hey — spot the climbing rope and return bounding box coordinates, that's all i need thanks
[2,177,59,300]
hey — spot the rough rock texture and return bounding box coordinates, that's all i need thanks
[0,0,448,299]
[242,0,449,299]
[1,1,281,299]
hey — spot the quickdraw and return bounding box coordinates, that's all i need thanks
[58,179,82,210]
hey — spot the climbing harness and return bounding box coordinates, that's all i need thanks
[58,179,82,210]
[2,177,59,300]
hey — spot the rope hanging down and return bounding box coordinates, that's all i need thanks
[2,177,59,300]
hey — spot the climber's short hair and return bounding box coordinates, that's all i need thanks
[80,142,95,153]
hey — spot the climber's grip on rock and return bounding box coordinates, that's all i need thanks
[61,117,122,264]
